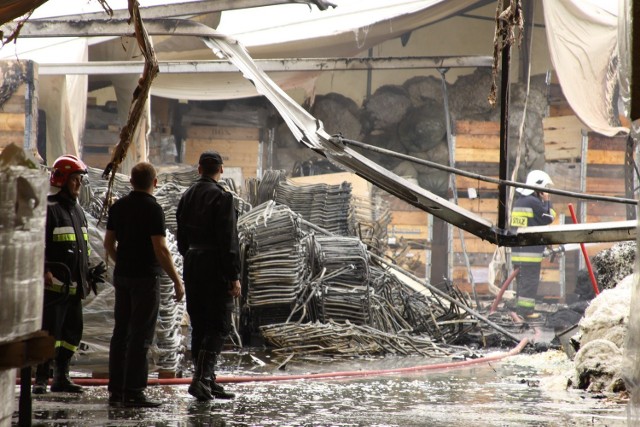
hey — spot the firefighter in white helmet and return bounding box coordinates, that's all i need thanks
[510,170,556,317]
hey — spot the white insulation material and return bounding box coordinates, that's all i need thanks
[580,275,632,348]
[574,339,624,392]
[571,274,633,393]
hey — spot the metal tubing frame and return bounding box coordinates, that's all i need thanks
[35,56,494,75]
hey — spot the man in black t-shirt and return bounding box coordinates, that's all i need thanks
[104,162,184,408]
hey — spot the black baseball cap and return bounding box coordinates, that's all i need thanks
[199,151,223,166]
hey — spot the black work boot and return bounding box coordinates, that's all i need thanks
[208,375,235,399]
[188,350,213,401]
[50,358,83,393]
[207,353,234,399]
[123,391,161,408]
[32,361,50,394]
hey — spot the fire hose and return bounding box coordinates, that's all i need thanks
[23,338,529,387]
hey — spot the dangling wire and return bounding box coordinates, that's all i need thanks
[98,0,159,225]
[488,0,523,107]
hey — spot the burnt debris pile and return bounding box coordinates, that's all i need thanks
[591,241,635,291]
[238,195,475,358]
[561,242,636,394]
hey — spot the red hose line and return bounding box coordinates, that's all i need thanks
[567,203,600,296]
[23,339,529,387]
[489,267,519,315]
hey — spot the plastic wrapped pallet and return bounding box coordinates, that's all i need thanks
[0,145,48,426]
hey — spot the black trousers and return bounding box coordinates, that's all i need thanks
[42,290,83,362]
[184,249,233,357]
[513,262,542,300]
[108,275,160,395]
[36,290,82,382]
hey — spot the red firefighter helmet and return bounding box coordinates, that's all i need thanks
[50,155,88,187]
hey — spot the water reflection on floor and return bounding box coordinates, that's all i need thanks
[15,350,628,426]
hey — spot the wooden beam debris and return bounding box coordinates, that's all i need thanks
[0,331,54,369]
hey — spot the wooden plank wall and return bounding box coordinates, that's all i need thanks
[543,114,629,298]
[542,117,628,223]
[452,120,500,296]
[382,193,430,277]
[585,132,628,223]
[454,120,500,193]
[183,126,261,185]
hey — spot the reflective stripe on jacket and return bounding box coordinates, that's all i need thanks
[510,193,556,263]
[45,192,91,298]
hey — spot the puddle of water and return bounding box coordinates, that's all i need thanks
[15,350,629,426]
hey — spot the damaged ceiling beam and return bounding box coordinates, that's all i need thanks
[37,56,492,75]
[41,0,332,21]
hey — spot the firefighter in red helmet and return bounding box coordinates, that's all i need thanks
[33,155,98,394]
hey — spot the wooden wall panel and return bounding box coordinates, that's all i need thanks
[454,121,500,194]
[184,138,259,180]
[543,115,584,161]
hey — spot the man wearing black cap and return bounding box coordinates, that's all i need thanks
[176,151,242,401]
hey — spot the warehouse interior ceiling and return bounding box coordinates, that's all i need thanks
[0,0,492,159]
[0,0,629,142]
[2,0,494,98]
[0,0,633,247]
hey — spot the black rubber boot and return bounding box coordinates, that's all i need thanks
[188,350,214,401]
[50,358,83,393]
[209,376,235,399]
[208,353,235,399]
[32,361,50,394]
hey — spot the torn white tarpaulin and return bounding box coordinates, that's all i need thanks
[542,0,629,137]
[121,0,484,99]
[217,0,482,58]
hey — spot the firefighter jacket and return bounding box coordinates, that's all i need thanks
[510,193,556,264]
[45,190,91,298]
[176,176,241,282]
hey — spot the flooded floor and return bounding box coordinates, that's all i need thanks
[13,349,629,426]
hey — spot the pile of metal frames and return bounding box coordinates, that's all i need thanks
[238,200,476,356]
[259,320,458,359]
[307,235,371,325]
[245,169,287,207]
[275,180,353,236]
[155,231,186,371]
[238,201,308,308]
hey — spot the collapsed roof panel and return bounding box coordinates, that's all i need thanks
[202,30,637,246]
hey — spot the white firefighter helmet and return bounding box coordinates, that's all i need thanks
[516,170,553,195]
